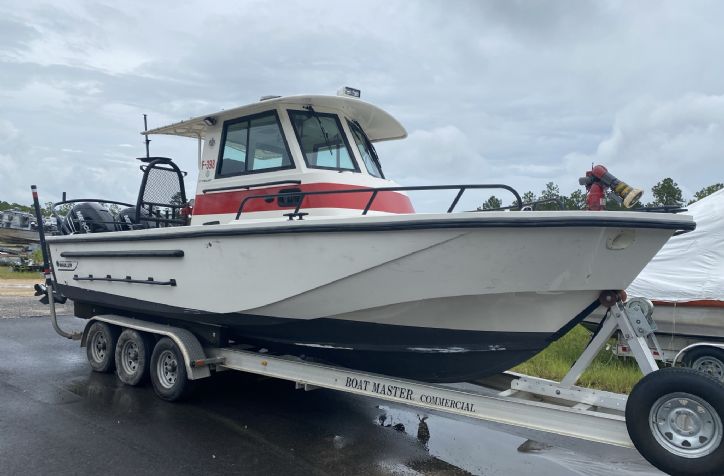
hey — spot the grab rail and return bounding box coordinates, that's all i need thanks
[235,184,523,219]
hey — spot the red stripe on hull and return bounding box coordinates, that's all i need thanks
[194,183,415,215]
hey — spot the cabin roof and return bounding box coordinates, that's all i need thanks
[143,95,407,143]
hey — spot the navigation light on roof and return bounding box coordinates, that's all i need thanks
[337,86,361,98]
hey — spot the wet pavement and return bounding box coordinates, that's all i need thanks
[0,308,665,475]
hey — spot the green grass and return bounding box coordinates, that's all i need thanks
[0,265,42,279]
[513,325,644,394]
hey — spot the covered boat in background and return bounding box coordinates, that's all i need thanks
[44,91,695,382]
[626,188,724,339]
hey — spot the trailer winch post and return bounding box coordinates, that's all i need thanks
[608,302,658,374]
[30,185,81,340]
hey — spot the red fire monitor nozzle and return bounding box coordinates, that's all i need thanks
[579,165,643,211]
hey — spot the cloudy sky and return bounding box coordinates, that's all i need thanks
[1,0,723,211]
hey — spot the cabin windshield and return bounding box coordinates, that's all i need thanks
[288,110,358,172]
[347,120,384,178]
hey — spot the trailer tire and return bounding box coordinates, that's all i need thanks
[626,367,724,476]
[150,337,194,402]
[684,347,724,383]
[86,322,120,373]
[115,329,153,386]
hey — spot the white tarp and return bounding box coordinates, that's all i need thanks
[628,188,724,302]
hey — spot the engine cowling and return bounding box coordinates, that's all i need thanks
[61,203,117,234]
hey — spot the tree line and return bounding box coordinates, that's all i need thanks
[480,179,724,211]
[0,201,73,217]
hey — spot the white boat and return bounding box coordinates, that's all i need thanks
[44,91,695,382]
[0,210,39,244]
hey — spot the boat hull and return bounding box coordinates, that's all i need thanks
[59,283,599,382]
[47,211,693,381]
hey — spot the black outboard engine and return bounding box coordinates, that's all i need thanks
[61,202,117,234]
[117,207,156,231]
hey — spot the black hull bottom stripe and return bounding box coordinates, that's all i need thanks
[56,284,599,382]
[46,215,694,244]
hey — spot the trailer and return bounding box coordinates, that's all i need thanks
[41,280,724,476]
[612,335,724,384]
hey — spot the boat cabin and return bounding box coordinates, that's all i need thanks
[145,90,415,225]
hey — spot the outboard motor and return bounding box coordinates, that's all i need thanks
[117,207,156,231]
[61,202,117,234]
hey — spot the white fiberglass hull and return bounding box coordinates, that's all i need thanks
[47,210,693,381]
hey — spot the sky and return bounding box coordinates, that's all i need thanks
[1,0,723,211]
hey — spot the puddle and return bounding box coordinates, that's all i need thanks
[65,373,149,413]
[374,404,663,475]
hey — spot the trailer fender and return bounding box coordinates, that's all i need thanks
[674,342,724,366]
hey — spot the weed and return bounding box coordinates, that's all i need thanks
[514,325,644,394]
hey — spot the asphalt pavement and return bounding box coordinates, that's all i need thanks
[0,300,664,475]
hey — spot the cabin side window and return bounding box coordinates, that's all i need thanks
[217,111,294,177]
[288,110,359,172]
[347,120,384,178]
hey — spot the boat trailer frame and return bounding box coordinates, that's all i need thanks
[42,274,724,474]
[69,298,661,449]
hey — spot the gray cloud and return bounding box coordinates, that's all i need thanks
[565,94,724,198]
[1,0,723,209]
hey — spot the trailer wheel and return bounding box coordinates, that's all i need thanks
[150,337,194,402]
[115,329,153,386]
[684,347,724,384]
[626,367,724,476]
[86,322,120,373]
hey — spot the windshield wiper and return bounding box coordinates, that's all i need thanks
[352,120,384,177]
[303,105,335,161]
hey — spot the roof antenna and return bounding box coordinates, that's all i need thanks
[143,114,151,158]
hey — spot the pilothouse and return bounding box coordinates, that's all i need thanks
[148,88,414,225]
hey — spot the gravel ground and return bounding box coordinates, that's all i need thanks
[0,278,71,318]
[0,278,39,296]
